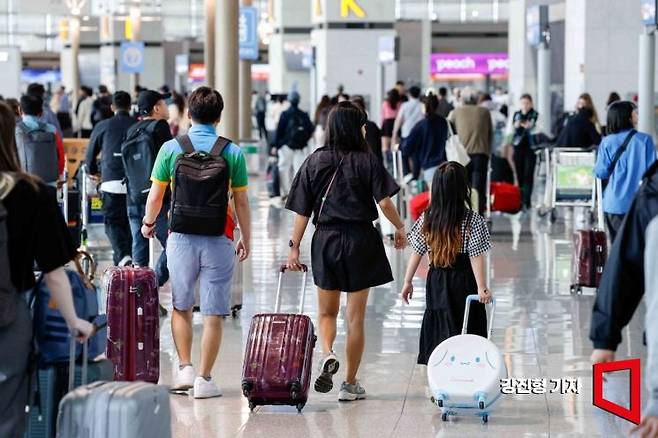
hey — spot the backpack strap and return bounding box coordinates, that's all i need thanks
[177,135,195,154]
[209,136,232,157]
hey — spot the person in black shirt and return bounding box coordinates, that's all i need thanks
[555,107,601,149]
[511,94,539,209]
[0,102,93,438]
[285,102,407,402]
[125,90,173,287]
[85,91,136,266]
[350,95,382,162]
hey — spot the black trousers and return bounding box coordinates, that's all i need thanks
[513,145,536,209]
[605,213,625,243]
[256,113,268,142]
[467,154,489,215]
[102,192,133,265]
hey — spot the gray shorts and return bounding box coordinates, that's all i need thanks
[167,232,236,316]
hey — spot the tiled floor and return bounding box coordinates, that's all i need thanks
[89,177,647,438]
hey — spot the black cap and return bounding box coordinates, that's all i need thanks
[137,90,171,116]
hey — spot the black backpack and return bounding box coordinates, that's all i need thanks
[285,111,309,150]
[121,120,159,203]
[170,135,231,235]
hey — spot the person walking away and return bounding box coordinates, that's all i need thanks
[351,96,383,163]
[254,90,268,143]
[168,91,190,137]
[395,81,408,103]
[84,91,136,266]
[0,101,93,438]
[274,91,314,199]
[436,87,454,118]
[313,95,332,150]
[285,101,407,401]
[380,89,402,169]
[555,106,601,148]
[447,88,493,214]
[122,89,173,290]
[142,86,251,398]
[402,93,449,186]
[91,85,113,127]
[26,83,62,136]
[74,86,94,138]
[401,161,492,365]
[593,101,656,241]
[510,94,538,210]
[15,95,64,187]
[602,92,621,135]
[53,86,72,137]
[479,93,507,157]
[392,86,424,151]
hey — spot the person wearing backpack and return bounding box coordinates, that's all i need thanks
[274,91,314,199]
[122,89,173,286]
[85,91,136,266]
[15,94,65,186]
[141,87,251,398]
[0,102,93,438]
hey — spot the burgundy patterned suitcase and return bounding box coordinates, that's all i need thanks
[570,229,607,293]
[105,266,160,383]
[241,265,316,413]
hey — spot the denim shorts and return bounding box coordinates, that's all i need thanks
[166,232,236,316]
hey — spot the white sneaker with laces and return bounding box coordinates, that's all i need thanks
[193,376,223,399]
[172,365,195,391]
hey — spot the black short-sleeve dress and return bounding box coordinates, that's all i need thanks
[286,147,399,292]
[408,210,491,365]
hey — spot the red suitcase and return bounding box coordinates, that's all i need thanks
[490,182,522,213]
[104,266,160,383]
[570,229,607,293]
[241,264,316,413]
[410,191,430,221]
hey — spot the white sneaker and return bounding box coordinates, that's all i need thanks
[172,365,195,391]
[193,376,223,399]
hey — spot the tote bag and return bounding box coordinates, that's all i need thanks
[445,122,471,167]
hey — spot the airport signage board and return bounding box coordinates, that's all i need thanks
[313,0,395,24]
[526,5,548,47]
[430,53,509,77]
[239,7,259,61]
[119,41,145,74]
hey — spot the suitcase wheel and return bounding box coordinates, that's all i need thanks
[231,304,242,318]
[479,401,485,410]
[482,414,489,424]
[570,285,582,294]
[241,380,253,397]
[296,402,305,413]
[441,413,448,422]
[249,401,256,412]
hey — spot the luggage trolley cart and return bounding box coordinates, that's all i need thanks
[545,148,597,223]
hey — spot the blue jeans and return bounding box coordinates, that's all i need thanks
[127,199,169,286]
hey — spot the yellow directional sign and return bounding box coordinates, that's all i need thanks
[341,0,366,18]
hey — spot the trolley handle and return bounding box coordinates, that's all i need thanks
[274,264,309,314]
[461,294,496,340]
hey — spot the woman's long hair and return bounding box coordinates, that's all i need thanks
[324,101,368,152]
[423,161,471,267]
[0,102,38,189]
[578,92,600,126]
[385,88,401,110]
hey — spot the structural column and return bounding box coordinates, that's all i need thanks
[239,0,253,140]
[639,30,656,137]
[69,16,81,108]
[129,6,142,91]
[537,42,551,135]
[216,0,239,140]
[420,19,432,88]
[204,0,216,89]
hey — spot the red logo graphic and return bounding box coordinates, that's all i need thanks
[592,358,641,424]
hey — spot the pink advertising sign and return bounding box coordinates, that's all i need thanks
[430,53,509,76]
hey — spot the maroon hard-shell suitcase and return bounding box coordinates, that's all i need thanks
[105,266,160,383]
[570,229,607,293]
[241,264,316,412]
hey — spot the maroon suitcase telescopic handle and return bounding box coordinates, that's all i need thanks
[275,264,309,314]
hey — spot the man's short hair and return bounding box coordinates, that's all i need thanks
[396,80,405,87]
[438,87,448,97]
[112,91,132,110]
[26,83,45,98]
[409,86,421,99]
[20,94,43,116]
[187,87,224,125]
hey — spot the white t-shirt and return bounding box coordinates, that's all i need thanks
[399,98,424,139]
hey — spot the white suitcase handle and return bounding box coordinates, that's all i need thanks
[274,264,308,314]
[461,294,496,340]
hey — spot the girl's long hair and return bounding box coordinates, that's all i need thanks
[423,161,471,267]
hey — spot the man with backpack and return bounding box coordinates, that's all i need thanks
[85,91,136,267]
[122,89,172,287]
[274,91,313,199]
[141,86,251,398]
[15,94,64,186]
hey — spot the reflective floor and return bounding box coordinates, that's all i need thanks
[88,172,647,438]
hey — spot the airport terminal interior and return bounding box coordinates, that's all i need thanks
[2,0,658,437]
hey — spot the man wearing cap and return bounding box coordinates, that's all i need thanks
[85,91,137,266]
[273,91,314,199]
[124,89,173,289]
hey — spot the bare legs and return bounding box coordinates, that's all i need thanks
[317,288,370,384]
[171,309,223,377]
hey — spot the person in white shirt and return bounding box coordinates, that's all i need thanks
[392,86,423,149]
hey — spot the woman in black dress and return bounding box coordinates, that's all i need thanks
[400,161,493,365]
[286,102,407,402]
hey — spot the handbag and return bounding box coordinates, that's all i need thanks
[445,122,471,167]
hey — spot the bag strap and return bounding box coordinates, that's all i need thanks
[177,135,195,154]
[606,129,636,176]
[318,155,344,220]
[210,136,231,157]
